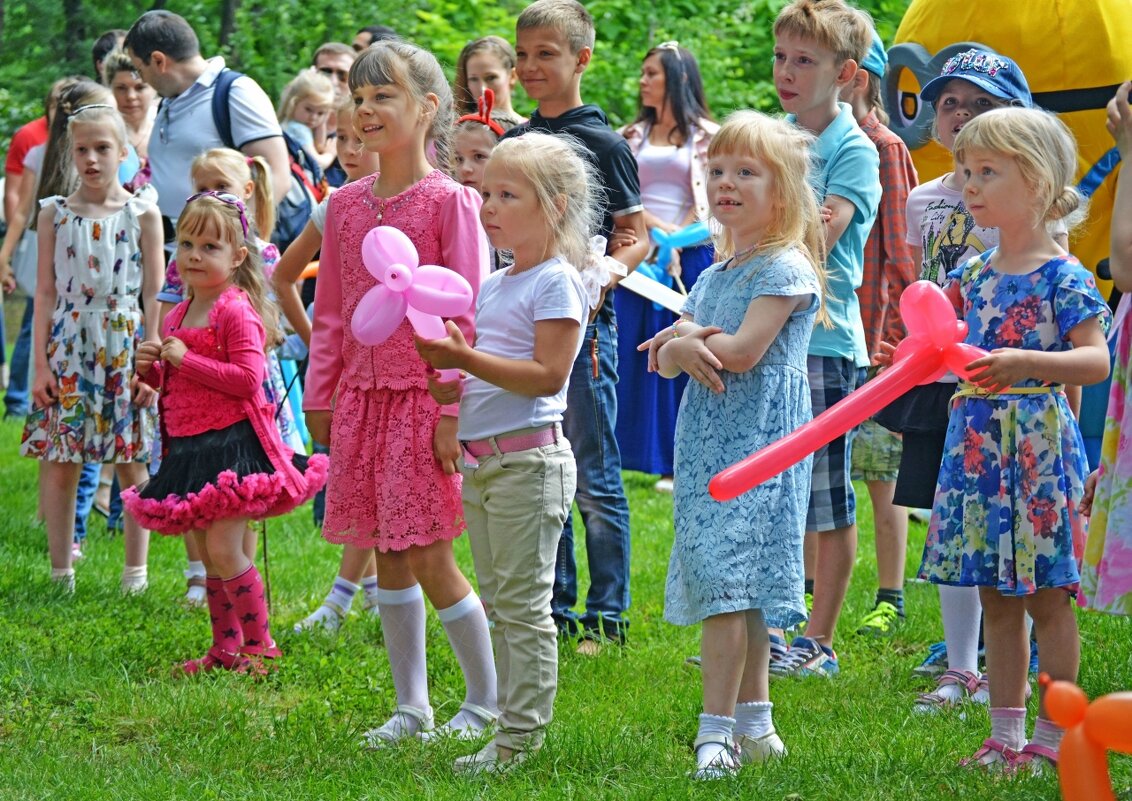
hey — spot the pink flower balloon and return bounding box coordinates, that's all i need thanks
[351,227,474,381]
[710,281,989,501]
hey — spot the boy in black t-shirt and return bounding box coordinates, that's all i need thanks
[503,0,649,653]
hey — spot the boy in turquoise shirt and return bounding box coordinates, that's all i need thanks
[768,0,881,679]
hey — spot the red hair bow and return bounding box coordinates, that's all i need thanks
[457,88,505,136]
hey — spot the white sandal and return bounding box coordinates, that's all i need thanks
[691,734,741,780]
[735,730,786,764]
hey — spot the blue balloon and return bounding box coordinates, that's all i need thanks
[651,221,710,272]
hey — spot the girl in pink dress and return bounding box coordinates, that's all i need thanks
[304,41,496,745]
[123,193,327,676]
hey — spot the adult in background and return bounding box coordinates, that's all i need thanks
[92,29,126,82]
[616,42,717,491]
[103,50,157,166]
[310,42,357,188]
[124,10,289,236]
[352,24,398,52]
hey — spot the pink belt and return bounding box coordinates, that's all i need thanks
[462,423,560,458]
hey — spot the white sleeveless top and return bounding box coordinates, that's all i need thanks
[637,134,693,243]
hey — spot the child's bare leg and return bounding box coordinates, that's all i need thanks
[1024,588,1079,720]
[734,609,783,763]
[978,588,1028,708]
[115,462,151,592]
[295,543,378,631]
[242,524,257,561]
[41,461,83,574]
[205,517,252,579]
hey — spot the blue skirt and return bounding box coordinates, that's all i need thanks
[614,244,714,475]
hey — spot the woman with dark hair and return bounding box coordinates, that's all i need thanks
[615,42,718,490]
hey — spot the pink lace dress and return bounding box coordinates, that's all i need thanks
[305,170,488,551]
[122,287,328,534]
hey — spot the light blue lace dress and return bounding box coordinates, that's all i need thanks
[665,248,819,628]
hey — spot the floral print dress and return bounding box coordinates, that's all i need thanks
[919,250,1111,595]
[20,194,156,463]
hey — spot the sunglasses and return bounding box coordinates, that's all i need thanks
[184,191,250,238]
[655,40,682,60]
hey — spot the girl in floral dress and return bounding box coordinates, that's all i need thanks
[917,108,1111,772]
[1078,81,1132,617]
[21,101,163,594]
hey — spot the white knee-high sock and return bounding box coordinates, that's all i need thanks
[377,584,430,713]
[940,585,982,672]
[437,590,498,726]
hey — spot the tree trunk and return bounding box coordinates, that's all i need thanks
[63,0,86,65]
[219,0,240,50]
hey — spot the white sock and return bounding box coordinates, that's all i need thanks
[51,567,76,592]
[437,591,498,727]
[377,584,431,724]
[184,561,207,603]
[325,576,361,614]
[1031,717,1063,751]
[362,575,380,615]
[121,565,148,594]
[939,585,981,672]
[696,713,736,769]
[990,707,1027,751]
[734,701,774,739]
[185,560,206,579]
[294,603,343,632]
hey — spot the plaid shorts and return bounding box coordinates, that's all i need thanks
[851,419,903,482]
[806,355,867,532]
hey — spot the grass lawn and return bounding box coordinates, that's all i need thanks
[0,415,1129,800]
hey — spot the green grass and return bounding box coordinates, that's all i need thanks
[0,416,1130,800]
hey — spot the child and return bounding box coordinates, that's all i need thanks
[506,0,650,652]
[278,69,337,171]
[20,100,162,593]
[839,31,919,637]
[304,40,497,745]
[876,49,1035,708]
[274,98,383,632]
[767,0,879,678]
[123,192,328,675]
[156,147,301,605]
[415,131,601,773]
[645,111,826,779]
[920,107,1110,770]
[454,36,523,120]
[453,88,521,272]
[1078,80,1132,617]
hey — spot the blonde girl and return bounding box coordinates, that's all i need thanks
[124,193,327,675]
[644,111,826,779]
[917,108,1110,772]
[416,131,603,772]
[304,40,495,746]
[19,96,163,593]
[278,68,337,170]
[454,36,524,119]
[274,97,383,631]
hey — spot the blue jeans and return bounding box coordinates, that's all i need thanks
[4,297,33,416]
[74,462,99,543]
[552,316,632,641]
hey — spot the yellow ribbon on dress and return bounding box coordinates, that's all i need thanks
[951,382,1064,401]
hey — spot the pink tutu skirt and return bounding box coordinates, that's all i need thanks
[323,384,464,551]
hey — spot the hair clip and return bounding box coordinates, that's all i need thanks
[185,191,250,239]
[456,88,506,136]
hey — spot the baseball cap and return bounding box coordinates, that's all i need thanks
[861,31,887,79]
[920,48,1032,108]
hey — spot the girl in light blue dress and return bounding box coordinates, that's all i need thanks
[645,111,826,781]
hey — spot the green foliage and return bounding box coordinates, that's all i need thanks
[0,0,910,157]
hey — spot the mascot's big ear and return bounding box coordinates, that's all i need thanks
[884,40,988,150]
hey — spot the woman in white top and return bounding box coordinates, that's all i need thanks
[616,42,718,487]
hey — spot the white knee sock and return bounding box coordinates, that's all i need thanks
[377,584,430,718]
[940,585,981,672]
[734,701,774,739]
[437,591,498,727]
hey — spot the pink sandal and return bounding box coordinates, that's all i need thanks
[174,646,238,677]
[1009,742,1057,776]
[960,737,1021,770]
[914,669,981,711]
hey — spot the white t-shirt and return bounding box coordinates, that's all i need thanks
[458,256,588,441]
[148,57,281,221]
[309,196,329,234]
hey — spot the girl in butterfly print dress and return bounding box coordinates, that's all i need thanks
[20,103,162,593]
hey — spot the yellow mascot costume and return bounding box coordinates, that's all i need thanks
[884,0,1132,297]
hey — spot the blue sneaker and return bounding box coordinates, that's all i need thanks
[770,636,839,678]
[912,641,948,678]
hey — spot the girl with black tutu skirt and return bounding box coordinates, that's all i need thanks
[122,192,327,676]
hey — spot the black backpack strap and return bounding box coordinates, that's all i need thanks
[210,68,244,150]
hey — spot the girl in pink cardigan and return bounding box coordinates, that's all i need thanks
[123,193,327,676]
[304,41,496,745]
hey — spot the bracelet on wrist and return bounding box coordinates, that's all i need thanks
[672,321,682,338]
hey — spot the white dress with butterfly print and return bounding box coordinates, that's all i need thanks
[20,192,157,463]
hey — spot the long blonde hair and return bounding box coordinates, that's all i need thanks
[190,148,276,241]
[708,110,829,324]
[176,194,282,349]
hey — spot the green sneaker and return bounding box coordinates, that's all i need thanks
[855,600,903,636]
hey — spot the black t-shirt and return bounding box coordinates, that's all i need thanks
[503,104,642,321]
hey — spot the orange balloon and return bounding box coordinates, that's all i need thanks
[1084,692,1132,753]
[1042,674,1088,728]
[1059,724,1116,801]
[299,261,319,280]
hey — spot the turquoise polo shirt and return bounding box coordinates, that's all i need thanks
[788,102,880,367]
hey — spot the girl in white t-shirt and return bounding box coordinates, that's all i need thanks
[414,131,603,774]
[273,99,383,631]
